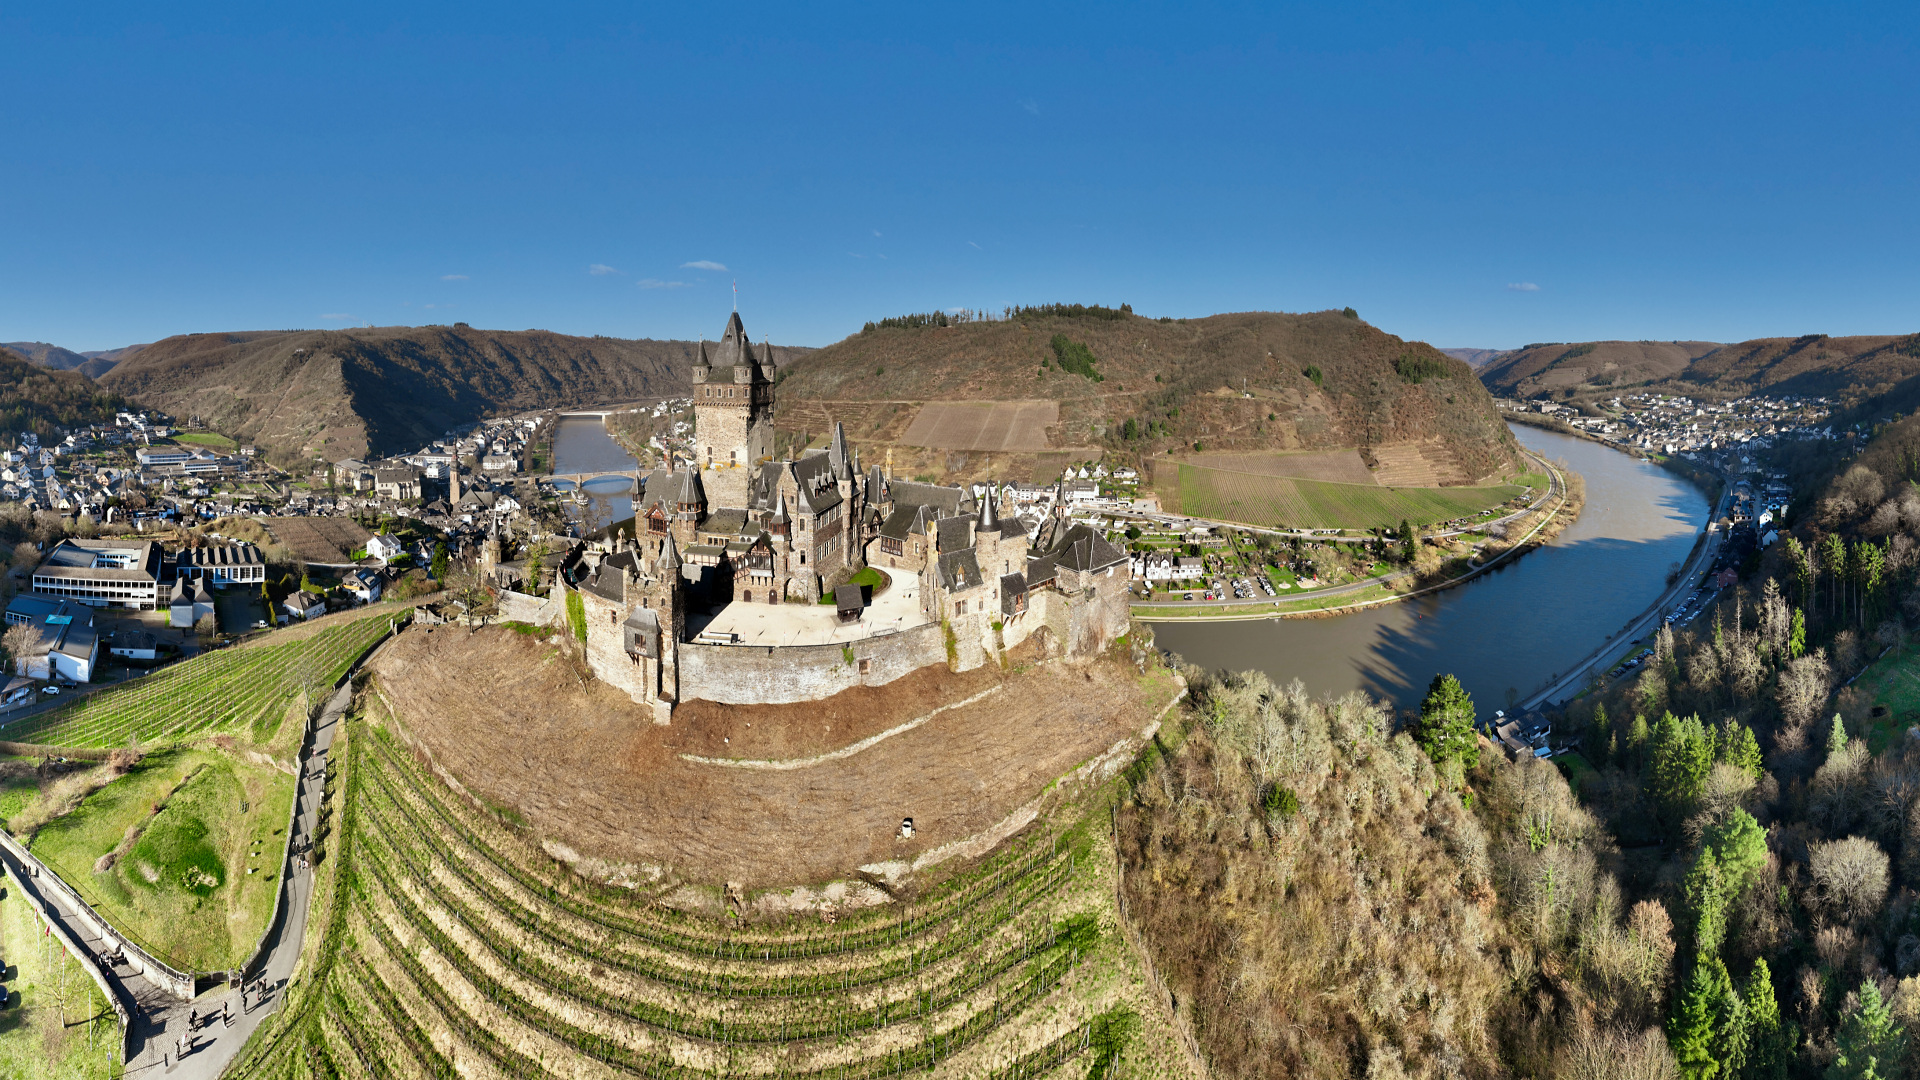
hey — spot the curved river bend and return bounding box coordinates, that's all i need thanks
[1153,426,1711,712]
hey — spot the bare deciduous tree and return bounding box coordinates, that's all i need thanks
[1808,836,1891,926]
[1777,650,1832,730]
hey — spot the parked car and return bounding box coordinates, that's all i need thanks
[42,685,61,695]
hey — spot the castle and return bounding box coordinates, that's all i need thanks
[573,311,1130,722]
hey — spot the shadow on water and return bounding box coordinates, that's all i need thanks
[1153,426,1714,712]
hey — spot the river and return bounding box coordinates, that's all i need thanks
[549,415,641,533]
[1152,426,1712,712]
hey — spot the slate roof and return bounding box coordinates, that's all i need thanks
[999,572,1028,618]
[889,481,972,516]
[935,516,974,554]
[937,548,985,592]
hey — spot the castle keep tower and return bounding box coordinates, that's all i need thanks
[692,311,774,508]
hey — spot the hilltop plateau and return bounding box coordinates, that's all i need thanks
[774,306,1524,489]
[1482,332,1920,401]
[98,325,812,464]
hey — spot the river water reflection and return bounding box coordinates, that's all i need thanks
[1151,426,1711,712]
[549,415,639,533]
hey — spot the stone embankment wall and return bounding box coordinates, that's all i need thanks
[679,621,947,705]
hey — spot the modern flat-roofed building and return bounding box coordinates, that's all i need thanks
[31,538,165,609]
[174,542,266,585]
[3,595,99,682]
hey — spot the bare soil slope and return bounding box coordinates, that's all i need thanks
[370,625,1167,886]
[102,325,813,464]
[776,309,1522,484]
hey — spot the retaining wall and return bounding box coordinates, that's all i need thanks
[0,829,194,1000]
[0,854,130,1059]
[679,621,948,705]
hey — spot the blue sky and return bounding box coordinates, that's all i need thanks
[3,2,1917,352]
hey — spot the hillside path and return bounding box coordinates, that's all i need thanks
[119,681,349,1079]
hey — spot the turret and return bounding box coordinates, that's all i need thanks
[692,340,711,384]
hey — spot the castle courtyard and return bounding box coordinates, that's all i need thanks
[687,569,931,647]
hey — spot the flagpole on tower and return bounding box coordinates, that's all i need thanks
[732,280,737,313]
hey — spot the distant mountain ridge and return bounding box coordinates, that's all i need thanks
[1479,334,1920,400]
[1478,340,1724,396]
[1437,347,1508,369]
[99,325,813,464]
[2,340,132,379]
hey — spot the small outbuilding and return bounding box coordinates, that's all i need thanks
[834,583,864,624]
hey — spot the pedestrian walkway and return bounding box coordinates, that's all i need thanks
[3,680,351,1078]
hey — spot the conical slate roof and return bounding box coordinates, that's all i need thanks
[979,483,999,532]
[658,530,681,571]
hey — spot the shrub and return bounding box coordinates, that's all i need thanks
[1302,364,1323,387]
[1393,352,1453,384]
[1049,335,1103,382]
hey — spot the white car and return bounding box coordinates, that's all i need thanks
[42,685,60,695]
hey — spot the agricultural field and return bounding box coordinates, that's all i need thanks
[7,610,394,750]
[227,717,1191,1080]
[0,873,118,1080]
[29,748,295,971]
[898,400,1058,452]
[1169,464,1526,530]
[1175,449,1376,485]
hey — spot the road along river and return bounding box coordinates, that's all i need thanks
[1152,426,1713,712]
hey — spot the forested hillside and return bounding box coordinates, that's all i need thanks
[0,351,126,440]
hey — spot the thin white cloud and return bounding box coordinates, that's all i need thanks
[321,313,353,320]
[441,274,469,281]
[1019,99,1039,115]
[1506,282,1541,292]
[680,260,727,271]
[848,252,866,259]
[872,230,883,238]
[639,279,687,290]
[967,241,982,249]
[589,264,618,276]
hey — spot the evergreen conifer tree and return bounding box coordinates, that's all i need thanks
[1669,955,1733,1080]
[1743,959,1790,1080]
[1828,980,1905,1080]
[1416,674,1479,777]
[1828,715,1851,762]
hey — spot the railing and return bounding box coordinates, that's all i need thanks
[0,829,195,1000]
[0,857,130,1061]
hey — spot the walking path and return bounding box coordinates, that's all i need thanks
[3,681,351,1078]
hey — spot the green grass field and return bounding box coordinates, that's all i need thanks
[0,874,117,1079]
[1857,644,1920,752]
[30,748,295,971]
[171,431,238,450]
[1172,464,1526,530]
[8,611,394,749]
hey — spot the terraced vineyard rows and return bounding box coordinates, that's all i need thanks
[229,715,1153,1079]
[10,613,396,748]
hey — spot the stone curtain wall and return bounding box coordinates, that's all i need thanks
[680,622,948,705]
[497,589,565,627]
